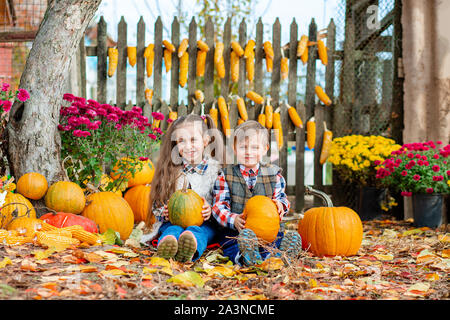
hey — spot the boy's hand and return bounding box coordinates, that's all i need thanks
[272,199,285,219]
[162,204,169,221]
[201,197,212,221]
[234,215,246,232]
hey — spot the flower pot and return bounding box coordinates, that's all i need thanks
[357,187,387,221]
[411,193,443,228]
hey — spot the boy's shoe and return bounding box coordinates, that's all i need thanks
[279,231,302,263]
[238,228,262,266]
[157,235,178,259]
[175,230,197,263]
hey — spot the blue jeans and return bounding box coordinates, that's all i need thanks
[216,227,284,264]
[158,221,217,261]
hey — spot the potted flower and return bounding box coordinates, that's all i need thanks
[375,140,450,228]
[327,135,401,221]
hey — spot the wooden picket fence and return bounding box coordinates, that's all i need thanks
[80,15,338,212]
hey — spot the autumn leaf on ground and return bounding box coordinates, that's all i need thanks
[260,257,284,271]
[404,282,430,297]
[167,271,205,288]
[33,248,56,260]
[0,257,12,268]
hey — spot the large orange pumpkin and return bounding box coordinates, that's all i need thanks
[44,181,86,214]
[123,184,154,224]
[168,184,203,229]
[7,216,43,237]
[16,172,48,200]
[0,192,36,228]
[242,195,280,243]
[82,191,134,240]
[297,187,363,257]
[110,157,155,188]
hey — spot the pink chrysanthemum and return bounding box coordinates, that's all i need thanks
[17,88,30,102]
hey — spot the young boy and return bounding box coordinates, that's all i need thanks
[211,120,302,266]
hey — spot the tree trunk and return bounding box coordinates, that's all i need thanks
[7,0,101,185]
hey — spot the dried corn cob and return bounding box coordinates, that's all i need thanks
[209,102,219,128]
[246,50,255,82]
[194,90,205,103]
[265,98,273,129]
[315,85,332,106]
[127,46,137,67]
[263,41,274,60]
[164,48,172,73]
[36,231,80,248]
[281,57,289,80]
[246,91,264,105]
[230,50,239,83]
[197,40,210,52]
[145,87,153,105]
[144,44,155,77]
[258,105,266,127]
[107,47,119,77]
[273,107,283,150]
[231,41,244,57]
[319,121,333,165]
[71,229,102,246]
[46,229,73,238]
[4,235,32,246]
[163,40,175,53]
[237,118,245,126]
[236,96,248,121]
[214,42,224,64]
[287,104,303,128]
[61,225,84,232]
[178,38,189,58]
[40,222,58,232]
[317,39,328,66]
[179,51,189,87]
[306,117,316,150]
[196,50,207,77]
[300,46,308,65]
[296,35,308,57]
[244,39,255,59]
[215,55,226,79]
[266,56,273,73]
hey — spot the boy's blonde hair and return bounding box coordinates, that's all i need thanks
[233,120,269,147]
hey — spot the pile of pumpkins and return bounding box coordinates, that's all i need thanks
[0,157,155,242]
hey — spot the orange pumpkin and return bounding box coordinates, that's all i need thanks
[242,195,280,243]
[82,191,134,240]
[297,187,363,257]
[7,216,43,237]
[44,181,86,215]
[168,179,203,228]
[16,172,48,200]
[0,192,36,229]
[124,184,154,224]
[110,158,155,188]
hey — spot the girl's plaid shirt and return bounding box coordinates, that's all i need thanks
[211,164,290,230]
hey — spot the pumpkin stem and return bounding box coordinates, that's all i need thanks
[181,172,188,192]
[305,186,333,207]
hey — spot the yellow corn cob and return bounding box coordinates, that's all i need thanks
[297,35,308,57]
[61,225,84,232]
[246,91,264,105]
[178,38,189,58]
[145,44,155,77]
[194,90,205,103]
[163,40,175,53]
[230,50,239,83]
[263,41,274,60]
[306,117,316,150]
[197,40,210,52]
[71,229,102,246]
[246,50,255,82]
[231,41,244,57]
[287,104,303,128]
[236,97,248,121]
[107,47,119,77]
[40,222,58,232]
[168,107,178,126]
[317,39,328,66]
[315,85,332,106]
[266,56,273,73]
[319,121,333,165]
[164,48,172,73]
[217,96,229,117]
[265,98,273,129]
[273,107,283,150]
[47,229,73,238]
[258,105,266,127]
[215,55,226,79]
[127,46,137,67]
[244,39,255,59]
[237,118,245,126]
[218,96,230,137]
[179,51,189,88]
[143,43,154,58]
[152,119,161,129]
[209,103,219,128]
[196,50,207,77]
[4,235,32,246]
[36,231,80,248]
[214,42,224,64]
[145,88,153,105]
[300,46,308,65]
[281,57,289,80]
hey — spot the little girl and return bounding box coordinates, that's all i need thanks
[143,113,223,263]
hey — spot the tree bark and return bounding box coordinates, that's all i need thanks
[7,0,101,185]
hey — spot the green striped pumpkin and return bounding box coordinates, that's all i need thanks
[168,188,204,229]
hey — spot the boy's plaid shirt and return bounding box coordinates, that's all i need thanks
[211,163,290,229]
[153,158,209,222]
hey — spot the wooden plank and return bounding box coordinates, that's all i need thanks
[79,35,86,98]
[304,18,317,122]
[0,30,36,42]
[96,16,107,104]
[295,101,306,212]
[204,17,215,114]
[237,19,247,102]
[116,16,127,108]
[356,9,393,50]
[170,17,180,111]
[160,99,169,131]
[86,46,97,56]
[136,16,146,108]
[324,19,336,130]
[279,101,289,179]
[229,94,238,130]
[178,102,187,117]
[253,18,264,120]
[313,103,324,206]
[153,17,163,111]
[270,18,281,106]
[220,17,231,100]
[187,17,198,113]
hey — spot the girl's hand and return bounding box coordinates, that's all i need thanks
[272,199,285,219]
[162,204,169,221]
[234,215,246,232]
[201,197,212,221]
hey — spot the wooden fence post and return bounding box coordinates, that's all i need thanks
[136,16,146,109]
[116,16,127,108]
[96,16,107,104]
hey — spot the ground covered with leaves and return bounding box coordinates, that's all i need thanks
[0,218,448,300]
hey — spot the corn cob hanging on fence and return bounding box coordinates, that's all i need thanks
[300,45,308,65]
[107,47,119,77]
[179,51,189,87]
[257,104,266,127]
[306,116,316,150]
[196,50,207,77]
[214,42,226,79]
[127,46,137,67]
[231,41,244,57]
[168,106,178,125]
[317,39,328,66]
[145,87,153,105]
[281,56,289,80]
[319,121,333,165]
[194,90,205,104]
[272,107,283,150]
[218,96,230,137]
[244,39,255,59]
[315,85,332,106]
[209,102,219,128]
[263,41,274,60]
[286,103,303,128]
[230,51,239,83]
[163,48,172,73]
[178,38,189,58]
[197,40,210,52]
[266,56,273,73]
[144,44,154,77]
[265,97,273,129]
[297,35,308,57]
[236,96,248,121]
[162,40,176,53]
[246,50,255,82]
[246,90,264,105]
[237,118,245,126]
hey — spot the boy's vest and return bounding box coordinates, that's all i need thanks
[222,163,280,215]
